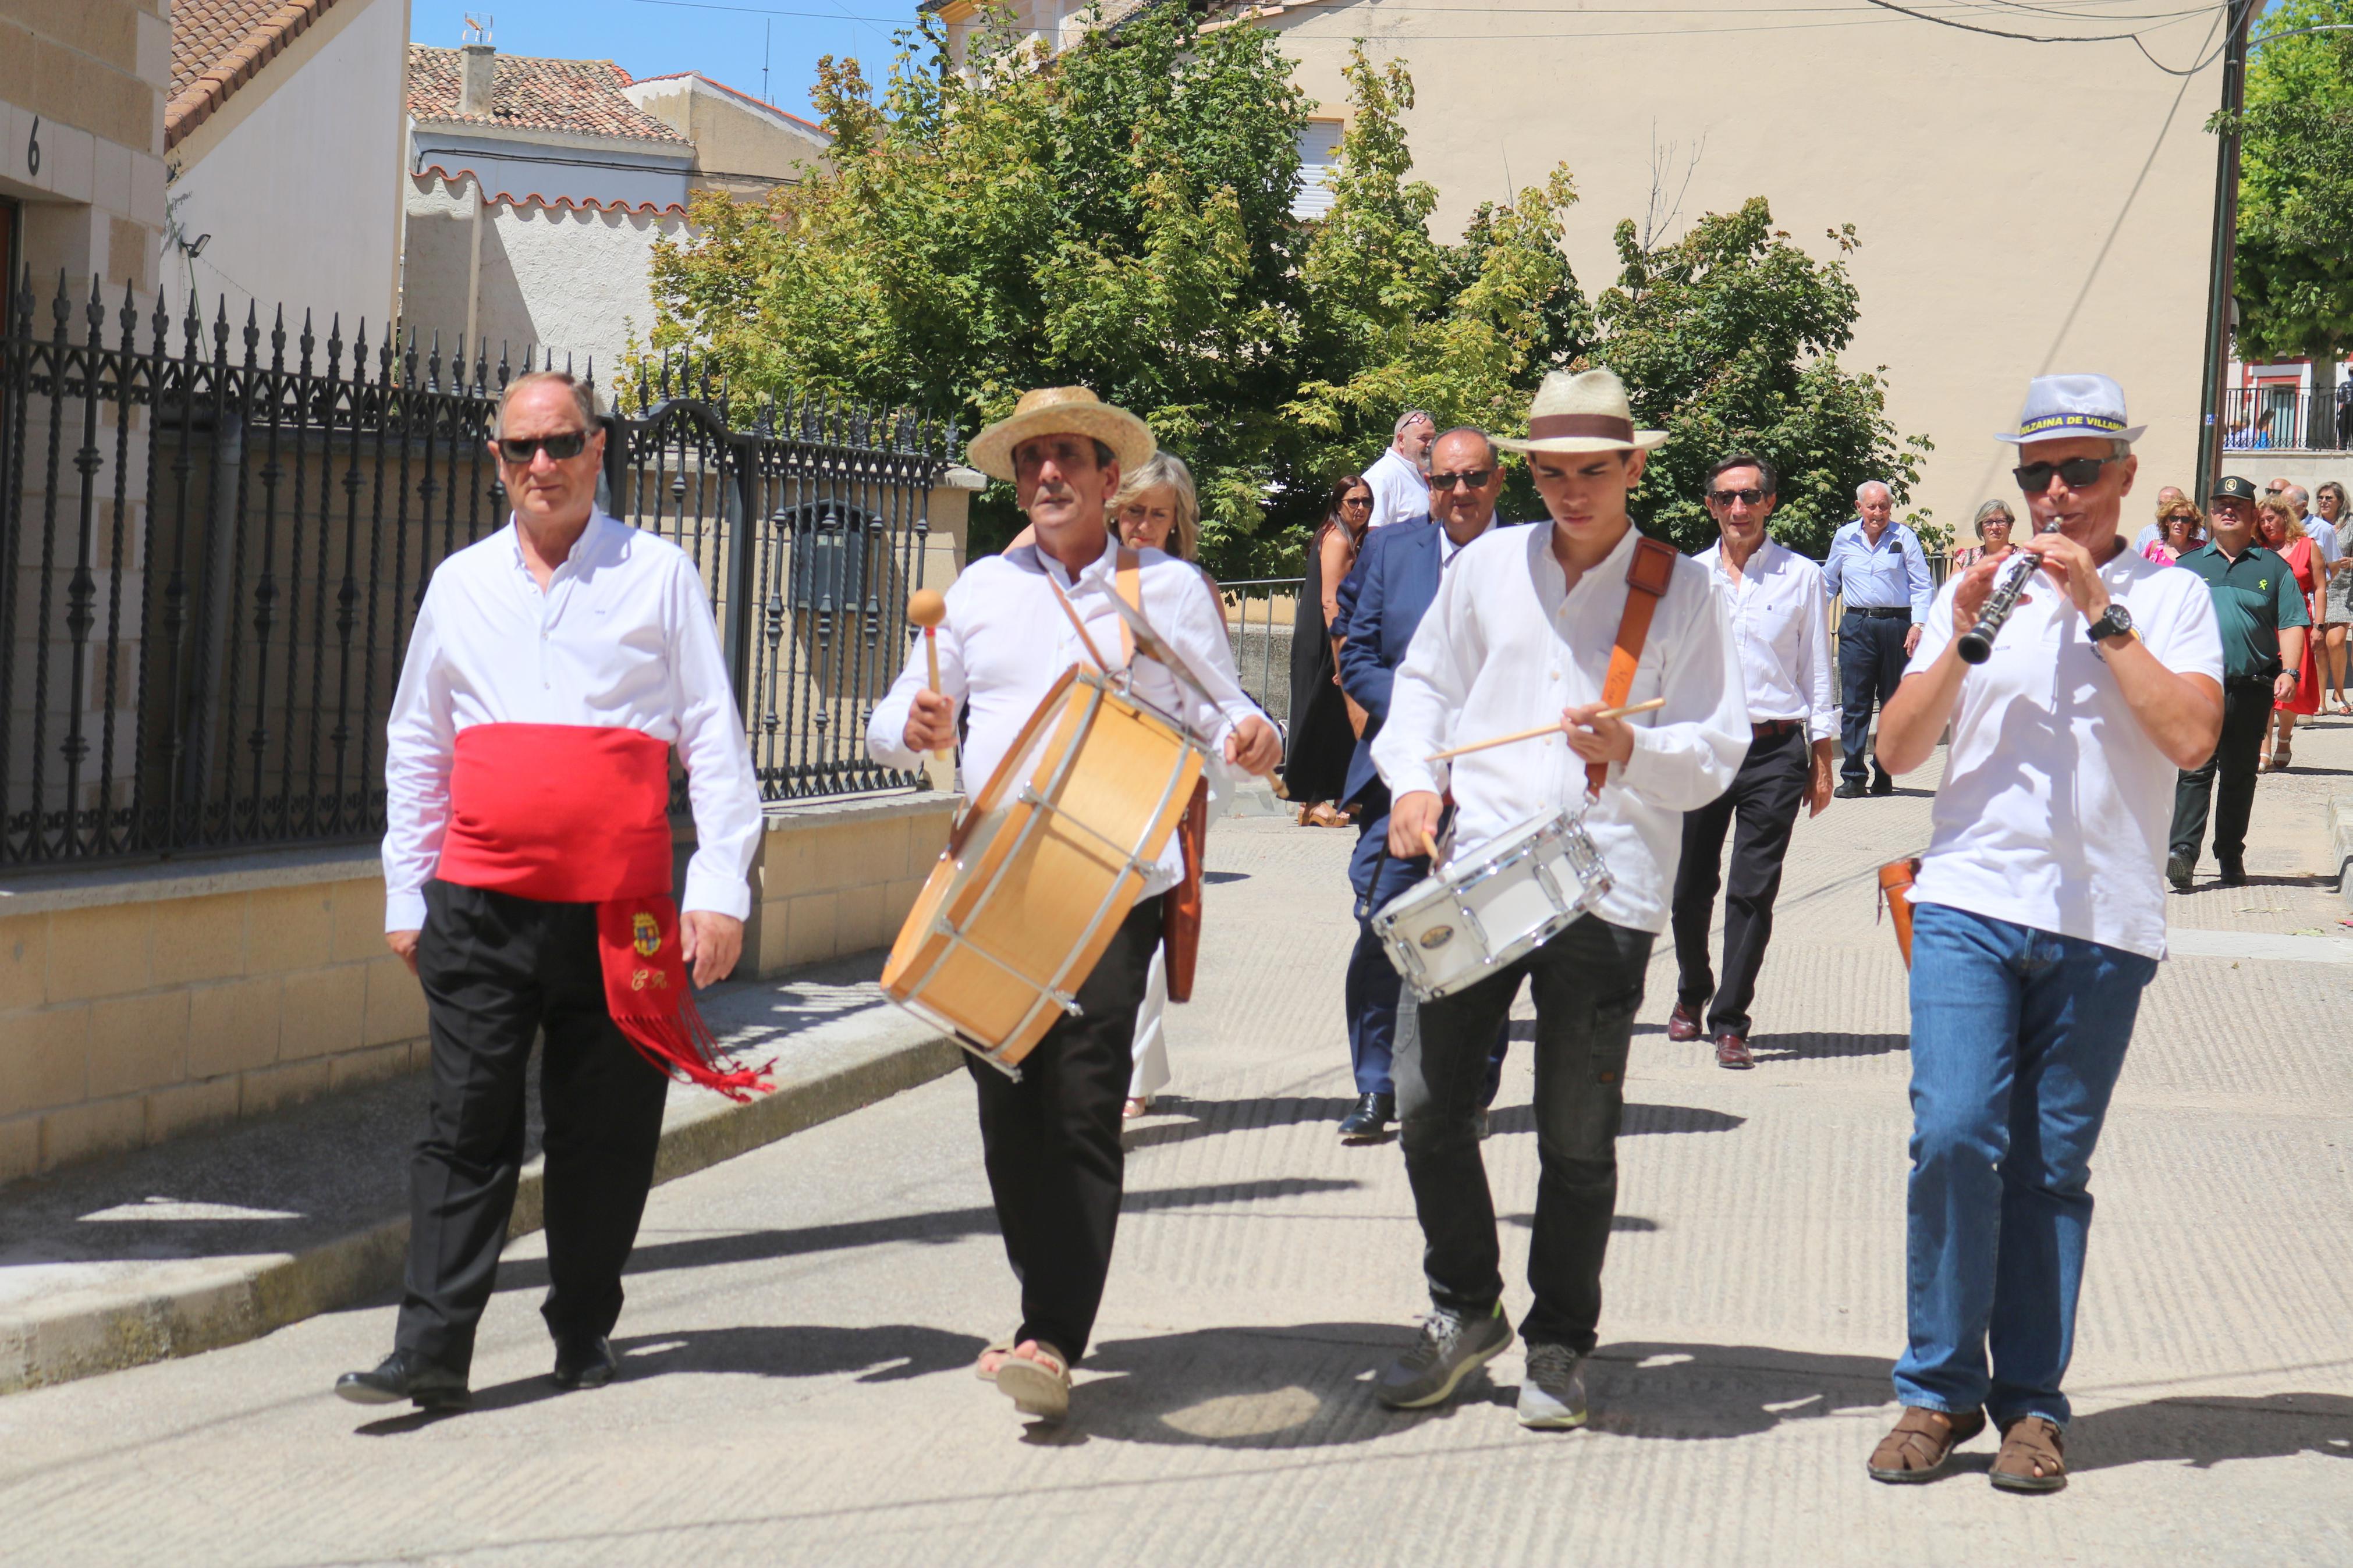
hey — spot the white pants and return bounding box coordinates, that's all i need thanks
[1127,943,1171,1101]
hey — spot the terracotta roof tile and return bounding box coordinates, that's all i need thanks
[168,0,347,150]
[407,45,691,145]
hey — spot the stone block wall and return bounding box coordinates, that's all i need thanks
[748,794,957,976]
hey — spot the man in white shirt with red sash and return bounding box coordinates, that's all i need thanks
[868,387,1279,1423]
[1868,374,2223,1492]
[338,371,765,1411]
[1368,370,1749,1428]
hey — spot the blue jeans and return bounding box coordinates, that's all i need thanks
[1346,810,1508,1100]
[1896,902,2156,1428]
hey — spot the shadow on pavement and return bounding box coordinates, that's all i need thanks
[1062,1321,1418,1449]
[1488,1103,1745,1137]
[1749,1031,1910,1062]
[492,1178,1362,1293]
[2064,1393,2353,1474]
[1579,1341,1895,1441]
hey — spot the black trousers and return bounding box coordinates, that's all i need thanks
[1671,727,1809,1037]
[1837,611,1911,785]
[395,880,670,1374]
[1396,913,1653,1353]
[968,895,1162,1361]
[2170,679,2274,865]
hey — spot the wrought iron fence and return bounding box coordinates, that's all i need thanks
[0,271,953,870]
[2221,384,2350,453]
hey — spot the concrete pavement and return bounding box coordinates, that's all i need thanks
[2,721,2350,1565]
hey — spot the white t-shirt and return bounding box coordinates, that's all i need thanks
[1364,446,1429,529]
[1907,544,2223,961]
[2304,515,2339,565]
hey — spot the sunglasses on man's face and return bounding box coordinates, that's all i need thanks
[497,431,589,464]
[2013,455,2120,493]
[1429,470,1493,492]
[1706,488,1767,506]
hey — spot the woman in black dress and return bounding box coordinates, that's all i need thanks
[1284,475,1373,820]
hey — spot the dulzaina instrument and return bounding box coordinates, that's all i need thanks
[1955,518,2059,664]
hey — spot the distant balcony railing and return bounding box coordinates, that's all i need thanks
[2222,386,2350,453]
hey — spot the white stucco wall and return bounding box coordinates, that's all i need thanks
[164,0,408,334]
[1250,1,2221,540]
[401,170,689,390]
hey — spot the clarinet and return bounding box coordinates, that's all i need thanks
[1954,518,2056,665]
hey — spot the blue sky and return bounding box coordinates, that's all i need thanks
[409,0,932,122]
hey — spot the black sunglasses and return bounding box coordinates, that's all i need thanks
[496,431,590,464]
[1706,487,1767,506]
[1340,493,1373,508]
[2013,455,2120,493]
[1429,469,1494,492]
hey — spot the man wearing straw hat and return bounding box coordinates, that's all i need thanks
[867,387,1278,1424]
[1872,374,2221,1491]
[1368,369,1749,1428]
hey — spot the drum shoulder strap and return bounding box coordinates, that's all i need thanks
[1587,535,1679,798]
[1116,546,1141,663]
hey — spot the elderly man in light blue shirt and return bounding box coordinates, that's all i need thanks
[1823,480,1934,797]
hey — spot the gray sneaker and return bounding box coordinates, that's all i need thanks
[1517,1342,1589,1429]
[1374,1303,1513,1410]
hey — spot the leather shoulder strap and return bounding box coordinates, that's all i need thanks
[1587,535,1679,798]
[1115,546,1141,662]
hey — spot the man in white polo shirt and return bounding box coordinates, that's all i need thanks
[1364,409,1435,529]
[1867,374,2222,1494]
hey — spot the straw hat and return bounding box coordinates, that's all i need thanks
[1493,369,1668,455]
[967,386,1156,483]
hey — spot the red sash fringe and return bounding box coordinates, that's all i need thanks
[439,723,773,1101]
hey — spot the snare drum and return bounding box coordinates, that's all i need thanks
[1371,809,1612,1000]
[882,666,1205,1075]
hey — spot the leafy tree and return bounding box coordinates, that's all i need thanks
[1591,204,1930,556]
[2217,0,2353,443]
[636,5,1315,567]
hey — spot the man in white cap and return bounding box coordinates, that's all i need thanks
[1364,408,1436,529]
[868,387,1279,1423]
[1869,374,2222,1493]
[1366,368,1749,1429]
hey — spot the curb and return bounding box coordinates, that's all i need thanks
[2330,794,2353,907]
[0,1025,961,1396]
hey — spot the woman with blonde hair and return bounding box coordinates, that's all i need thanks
[2256,496,2320,769]
[2316,481,2352,714]
[2144,497,2204,566]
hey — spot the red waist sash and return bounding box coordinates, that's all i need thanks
[438,723,771,1101]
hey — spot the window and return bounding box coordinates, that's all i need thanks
[1293,120,1342,220]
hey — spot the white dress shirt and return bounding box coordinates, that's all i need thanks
[382,511,764,932]
[1365,446,1431,529]
[1907,545,2222,960]
[1372,523,1752,934]
[865,541,1262,898]
[1695,537,1838,742]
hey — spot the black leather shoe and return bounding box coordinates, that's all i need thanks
[1339,1091,1394,1142]
[1869,774,1896,797]
[335,1350,470,1410]
[2217,858,2248,887]
[552,1334,619,1391]
[2166,852,2195,891]
[1833,781,1868,799]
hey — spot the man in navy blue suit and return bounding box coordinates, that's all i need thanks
[1331,427,1515,1141]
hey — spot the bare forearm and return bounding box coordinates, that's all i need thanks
[1875,652,1966,776]
[2103,641,2222,768]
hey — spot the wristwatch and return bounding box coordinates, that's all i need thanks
[2085,602,2134,648]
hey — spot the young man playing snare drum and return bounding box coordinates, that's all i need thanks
[867,388,1277,1424]
[1369,370,1749,1426]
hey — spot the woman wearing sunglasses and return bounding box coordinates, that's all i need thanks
[2142,498,2204,567]
[2316,481,2352,714]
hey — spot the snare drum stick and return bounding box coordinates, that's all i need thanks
[1420,830,1442,864]
[1425,697,1668,763]
[907,590,951,764]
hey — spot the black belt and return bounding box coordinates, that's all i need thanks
[1844,606,1912,621]
[1751,719,1801,739]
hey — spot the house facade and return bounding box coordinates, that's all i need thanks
[163,0,412,334]
[619,72,832,200]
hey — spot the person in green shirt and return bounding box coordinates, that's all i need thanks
[2166,475,2309,888]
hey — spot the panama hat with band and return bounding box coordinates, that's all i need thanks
[1493,369,1669,456]
[1993,373,2146,446]
[967,386,1156,483]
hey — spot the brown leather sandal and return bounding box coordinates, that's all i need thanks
[1868,1406,1986,1483]
[1990,1415,2067,1493]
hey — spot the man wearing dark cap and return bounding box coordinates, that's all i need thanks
[2166,475,2309,889]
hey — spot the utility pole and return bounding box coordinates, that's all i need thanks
[2196,0,2253,499]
